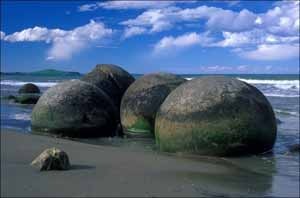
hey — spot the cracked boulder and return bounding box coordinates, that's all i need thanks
[120,73,186,136]
[155,76,277,156]
[31,147,70,171]
[81,64,135,109]
[31,80,118,138]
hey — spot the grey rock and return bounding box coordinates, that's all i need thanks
[31,80,118,138]
[18,83,40,94]
[120,73,186,135]
[81,64,135,108]
[31,147,70,171]
[15,94,40,104]
[155,76,277,156]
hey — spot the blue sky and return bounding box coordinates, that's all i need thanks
[1,1,299,74]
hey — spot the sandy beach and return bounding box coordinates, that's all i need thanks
[1,0,299,197]
[2,129,290,197]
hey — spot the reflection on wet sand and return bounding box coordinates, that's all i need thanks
[160,154,275,197]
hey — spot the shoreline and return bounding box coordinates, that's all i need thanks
[1,128,293,197]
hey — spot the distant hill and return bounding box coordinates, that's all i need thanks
[1,69,82,76]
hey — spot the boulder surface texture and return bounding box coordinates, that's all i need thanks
[31,80,118,138]
[81,64,135,108]
[155,76,277,156]
[120,73,186,135]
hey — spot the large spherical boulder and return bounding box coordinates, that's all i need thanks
[81,64,135,108]
[155,76,277,156]
[18,83,40,94]
[31,80,118,138]
[15,94,40,104]
[120,73,186,135]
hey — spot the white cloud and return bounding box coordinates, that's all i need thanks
[98,1,177,10]
[205,8,257,31]
[0,31,5,39]
[226,1,240,7]
[121,5,258,37]
[207,65,233,71]
[197,64,298,74]
[121,5,255,38]
[154,28,299,59]
[154,32,214,52]
[216,31,257,47]
[216,29,299,47]
[78,1,195,12]
[237,65,248,71]
[2,20,113,60]
[78,3,99,12]
[255,17,263,25]
[121,1,298,42]
[120,7,179,34]
[259,1,299,36]
[150,1,299,61]
[3,27,66,42]
[240,44,299,60]
[123,27,147,38]
[199,65,234,73]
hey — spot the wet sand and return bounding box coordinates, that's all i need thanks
[0,129,286,197]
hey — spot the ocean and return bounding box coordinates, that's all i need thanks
[0,73,299,196]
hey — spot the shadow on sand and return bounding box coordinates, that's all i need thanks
[70,164,96,170]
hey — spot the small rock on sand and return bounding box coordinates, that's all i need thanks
[31,147,70,171]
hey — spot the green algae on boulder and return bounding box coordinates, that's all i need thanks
[1,95,17,101]
[81,64,135,108]
[18,83,40,94]
[120,73,186,135]
[155,76,277,156]
[15,94,40,104]
[2,94,40,104]
[31,80,118,138]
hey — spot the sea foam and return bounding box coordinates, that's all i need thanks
[264,93,300,98]
[185,78,299,89]
[184,77,299,98]
[237,78,299,90]
[1,80,58,87]
[10,113,31,121]
[274,109,299,116]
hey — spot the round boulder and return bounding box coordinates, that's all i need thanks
[155,76,277,156]
[15,94,40,104]
[81,64,135,108]
[18,83,40,94]
[120,73,186,135]
[31,80,118,138]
